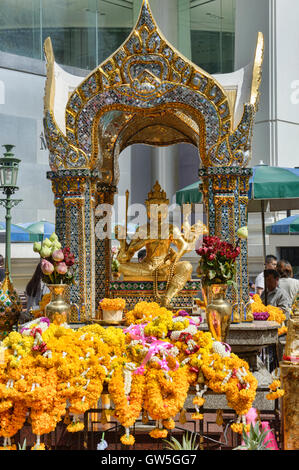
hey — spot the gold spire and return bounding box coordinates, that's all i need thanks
[146,181,169,205]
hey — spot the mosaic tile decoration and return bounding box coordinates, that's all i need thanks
[109,279,201,311]
[199,167,253,322]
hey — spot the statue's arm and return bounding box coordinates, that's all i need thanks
[126,237,147,259]
[116,225,147,262]
[169,226,188,257]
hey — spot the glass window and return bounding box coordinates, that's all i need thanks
[97,0,132,66]
[0,1,235,73]
[0,0,134,70]
[0,0,41,60]
[180,0,236,74]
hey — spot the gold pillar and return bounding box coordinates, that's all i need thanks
[94,182,117,308]
[199,167,253,323]
[47,169,96,320]
[280,303,299,450]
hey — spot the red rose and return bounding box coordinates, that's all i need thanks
[64,254,75,267]
[62,247,75,266]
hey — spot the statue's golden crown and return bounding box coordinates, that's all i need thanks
[146,181,169,205]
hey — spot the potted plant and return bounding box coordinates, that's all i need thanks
[163,431,200,450]
[234,423,274,450]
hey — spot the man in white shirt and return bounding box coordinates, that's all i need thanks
[261,269,290,314]
[255,255,278,296]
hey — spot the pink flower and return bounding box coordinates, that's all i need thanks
[55,262,68,275]
[41,259,54,275]
[52,249,64,262]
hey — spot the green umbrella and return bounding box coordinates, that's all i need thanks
[176,181,203,205]
[176,166,299,262]
[248,166,299,212]
[248,166,299,261]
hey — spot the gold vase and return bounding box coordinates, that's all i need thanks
[45,284,71,324]
[205,284,232,343]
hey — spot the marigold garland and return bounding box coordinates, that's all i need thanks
[0,300,260,446]
[108,367,145,428]
[143,367,189,421]
[266,379,285,400]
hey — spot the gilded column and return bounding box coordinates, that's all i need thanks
[47,169,96,320]
[199,167,253,323]
[94,182,117,310]
[280,304,299,450]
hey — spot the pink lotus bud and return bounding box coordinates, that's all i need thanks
[55,262,68,275]
[41,259,54,275]
[52,249,64,262]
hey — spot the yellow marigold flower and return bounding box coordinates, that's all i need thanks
[266,389,285,400]
[31,443,46,450]
[149,428,168,439]
[269,380,281,391]
[191,412,204,420]
[162,418,175,430]
[67,421,84,433]
[100,298,126,311]
[230,423,249,434]
[193,397,205,406]
[120,434,135,446]
[278,326,288,336]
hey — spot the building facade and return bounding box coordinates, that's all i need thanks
[0,0,298,288]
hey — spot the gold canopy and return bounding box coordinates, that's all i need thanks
[43,0,264,184]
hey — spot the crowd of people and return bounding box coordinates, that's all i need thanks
[254,255,299,319]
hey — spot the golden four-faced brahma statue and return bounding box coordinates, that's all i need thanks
[115,181,208,307]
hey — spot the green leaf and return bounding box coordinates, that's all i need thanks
[208,270,216,280]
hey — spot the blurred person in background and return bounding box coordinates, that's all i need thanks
[261,269,290,317]
[21,262,49,323]
[277,260,299,312]
[255,255,278,296]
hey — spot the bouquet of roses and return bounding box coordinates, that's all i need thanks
[33,233,76,285]
[196,235,240,287]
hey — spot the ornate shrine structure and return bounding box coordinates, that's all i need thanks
[43,0,264,321]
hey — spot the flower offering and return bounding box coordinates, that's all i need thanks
[33,233,76,285]
[0,300,260,448]
[196,235,241,286]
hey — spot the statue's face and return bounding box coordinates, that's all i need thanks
[147,203,169,223]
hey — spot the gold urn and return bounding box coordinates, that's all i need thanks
[205,284,232,343]
[45,284,71,324]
